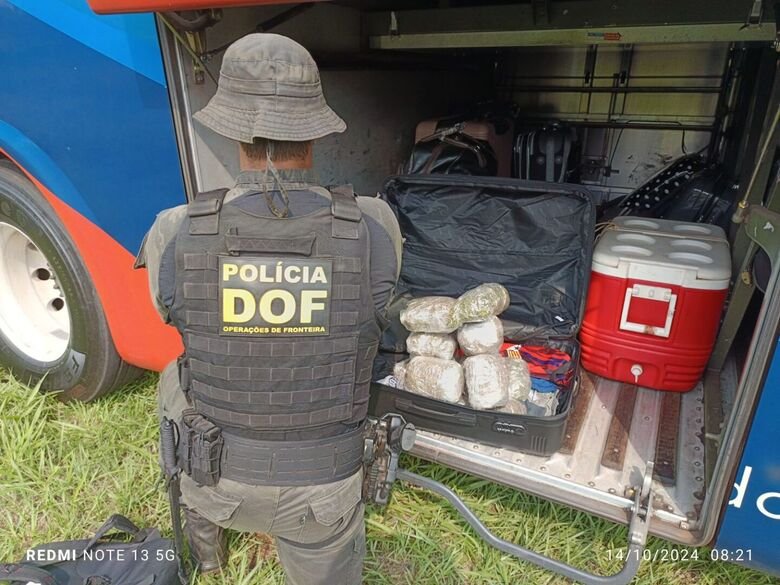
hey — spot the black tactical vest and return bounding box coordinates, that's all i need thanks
[169,186,380,485]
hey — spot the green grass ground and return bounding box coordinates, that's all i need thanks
[0,372,777,585]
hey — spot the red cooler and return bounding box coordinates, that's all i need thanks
[580,217,731,392]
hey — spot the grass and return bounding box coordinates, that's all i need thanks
[0,372,777,585]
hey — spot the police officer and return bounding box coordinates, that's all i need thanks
[137,33,402,585]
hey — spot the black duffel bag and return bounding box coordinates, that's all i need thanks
[405,123,498,176]
[0,515,179,585]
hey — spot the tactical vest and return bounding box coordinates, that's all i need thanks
[169,186,381,486]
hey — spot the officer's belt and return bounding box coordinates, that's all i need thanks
[177,411,365,487]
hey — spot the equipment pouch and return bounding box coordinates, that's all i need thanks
[179,409,223,487]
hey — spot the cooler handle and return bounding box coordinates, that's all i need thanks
[619,284,677,338]
[395,398,477,426]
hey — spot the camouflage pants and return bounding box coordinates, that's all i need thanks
[158,362,366,585]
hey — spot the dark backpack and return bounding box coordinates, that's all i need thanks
[513,122,579,183]
[0,515,179,585]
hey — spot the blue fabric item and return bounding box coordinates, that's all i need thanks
[530,377,559,393]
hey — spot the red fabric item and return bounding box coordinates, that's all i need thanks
[503,343,572,385]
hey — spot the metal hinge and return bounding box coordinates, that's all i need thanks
[745,0,763,27]
[629,462,654,548]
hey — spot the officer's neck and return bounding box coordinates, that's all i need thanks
[239,147,313,171]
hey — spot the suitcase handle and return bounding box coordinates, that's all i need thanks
[395,398,477,426]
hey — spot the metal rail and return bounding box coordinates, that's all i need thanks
[397,463,654,585]
[509,86,721,94]
[566,121,714,132]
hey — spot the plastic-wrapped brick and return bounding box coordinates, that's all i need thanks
[448,283,510,327]
[503,357,532,401]
[500,399,528,415]
[464,354,509,410]
[400,296,459,333]
[406,332,458,360]
[457,316,504,356]
[392,359,409,389]
[405,356,464,403]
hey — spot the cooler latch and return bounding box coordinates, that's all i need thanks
[619,284,677,338]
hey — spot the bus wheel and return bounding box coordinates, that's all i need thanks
[0,160,139,401]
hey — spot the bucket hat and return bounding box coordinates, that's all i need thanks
[194,33,346,142]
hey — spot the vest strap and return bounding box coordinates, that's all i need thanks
[330,185,361,240]
[178,355,191,398]
[188,188,228,235]
[225,232,316,256]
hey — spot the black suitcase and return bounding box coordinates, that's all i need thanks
[369,174,595,456]
[513,121,580,183]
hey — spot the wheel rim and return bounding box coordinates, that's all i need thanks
[0,222,71,363]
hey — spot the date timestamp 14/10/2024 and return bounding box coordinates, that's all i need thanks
[606,548,753,562]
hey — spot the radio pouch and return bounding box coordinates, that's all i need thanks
[178,409,223,487]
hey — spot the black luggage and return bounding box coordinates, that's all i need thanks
[662,167,734,229]
[369,175,595,456]
[405,123,498,176]
[414,118,514,177]
[597,154,733,229]
[0,515,179,585]
[513,121,580,183]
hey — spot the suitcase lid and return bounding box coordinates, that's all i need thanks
[593,216,731,288]
[383,175,595,339]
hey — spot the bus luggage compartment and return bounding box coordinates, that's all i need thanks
[160,1,769,551]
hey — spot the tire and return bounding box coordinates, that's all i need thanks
[0,160,140,401]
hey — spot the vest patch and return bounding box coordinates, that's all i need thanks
[218,256,332,337]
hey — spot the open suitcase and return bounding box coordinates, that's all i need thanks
[369,174,595,456]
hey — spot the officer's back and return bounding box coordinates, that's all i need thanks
[138,33,402,584]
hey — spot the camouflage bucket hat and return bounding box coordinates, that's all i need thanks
[194,33,346,142]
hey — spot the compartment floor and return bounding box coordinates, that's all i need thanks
[412,371,706,536]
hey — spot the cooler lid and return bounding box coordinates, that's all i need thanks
[593,216,731,285]
[611,216,728,240]
[383,175,595,340]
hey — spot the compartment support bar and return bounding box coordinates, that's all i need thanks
[370,24,774,50]
[397,462,654,585]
